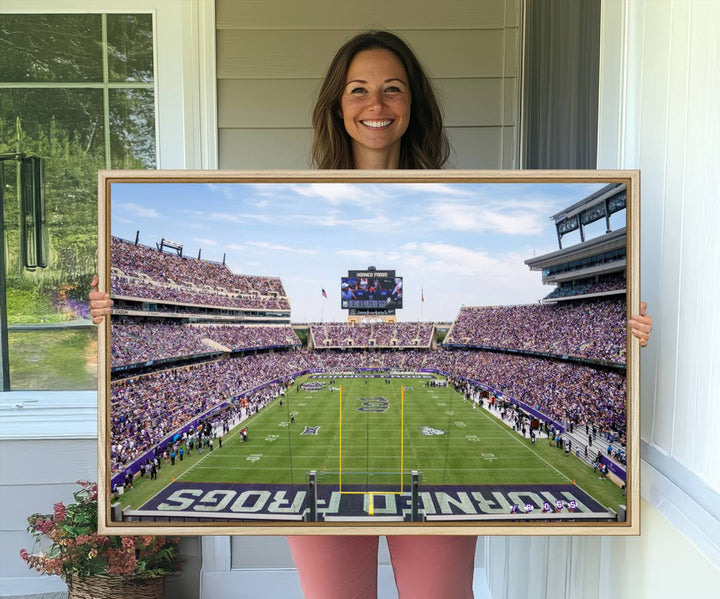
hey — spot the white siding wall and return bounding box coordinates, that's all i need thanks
[485,1,720,597]
[216,0,522,169]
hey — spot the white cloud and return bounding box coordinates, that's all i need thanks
[194,238,218,246]
[291,183,385,206]
[336,249,376,260]
[206,183,235,200]
[427,201,548,235]
[121,203,160,218]
[191,211,278,225]
[246,241,317,255]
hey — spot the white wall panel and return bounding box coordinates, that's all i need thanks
[217,0,513,30]
[485,1,720,597]
[218,78,516,129]
[446,127,507,168]
[218,128,313,169]
[217,29,510,80]
[673,1,720,486]
[636,0,677,454]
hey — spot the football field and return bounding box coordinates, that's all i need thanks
[120,373,626,518]
[186,374,571,487]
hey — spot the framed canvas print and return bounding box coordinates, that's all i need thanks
[97,169,640,536]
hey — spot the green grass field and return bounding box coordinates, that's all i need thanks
[119,373,626,512]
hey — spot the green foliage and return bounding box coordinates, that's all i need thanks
[5,285,60,324]
[20,481,182,583]
[8,328,96,390]
[293,327,308,346]
[1,13,156,332]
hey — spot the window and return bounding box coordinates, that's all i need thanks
[0,13,156,390]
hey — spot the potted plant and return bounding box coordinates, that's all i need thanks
[20,480,182,599]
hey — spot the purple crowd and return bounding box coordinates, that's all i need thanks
[111,322,301,366]
[544,272,626,300]
[444,297,626,363]
[111,237,289,311]
[110,347,625,475]
[310,322,434,348]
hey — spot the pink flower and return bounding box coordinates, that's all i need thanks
[34,518,54,535]
[121,537,135,550]
[53,503,66,522]
[107,547,137,576]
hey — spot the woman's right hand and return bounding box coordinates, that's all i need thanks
[89,274,113,324]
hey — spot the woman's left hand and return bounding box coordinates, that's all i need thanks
[628,301,652,348]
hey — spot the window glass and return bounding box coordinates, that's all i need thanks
[107,14,155,83]
[0,13,155,390]
[0,14,103,82]
[109,89,156,169]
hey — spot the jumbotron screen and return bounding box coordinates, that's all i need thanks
[341,273,402,310]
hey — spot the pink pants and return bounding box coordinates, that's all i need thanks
[287,535,476,599]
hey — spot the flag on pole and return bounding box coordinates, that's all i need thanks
[322,288,327,299]
[421,287,424,303]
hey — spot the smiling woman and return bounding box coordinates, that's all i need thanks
[311,31,448,170]
[339,49,412,169]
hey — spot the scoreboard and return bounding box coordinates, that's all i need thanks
[341,268,402,315]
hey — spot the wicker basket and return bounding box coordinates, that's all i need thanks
[67,575,165,599]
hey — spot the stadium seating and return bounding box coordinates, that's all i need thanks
[109,348,625,476]
[444,297,626,363]
[310,322,434,348]
[111,236,290,310]
[543,272,626,300]
[111,323,301,366]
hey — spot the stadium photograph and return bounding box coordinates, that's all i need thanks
[99,172,637,532]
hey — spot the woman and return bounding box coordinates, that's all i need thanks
[90,30,652,599]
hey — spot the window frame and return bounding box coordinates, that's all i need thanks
[0,0,217,433]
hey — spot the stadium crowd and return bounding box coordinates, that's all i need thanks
[444,297,626,363]
[544,272,626,300]
[110,353,300,472]
[110,347,625,475]
[111,237,289,310]
[310,322,434,348]
[111,323,301,366]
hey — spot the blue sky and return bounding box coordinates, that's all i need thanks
[110,181,622,323]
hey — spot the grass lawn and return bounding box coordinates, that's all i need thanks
[9,329,97,390]
[118,374,626,512]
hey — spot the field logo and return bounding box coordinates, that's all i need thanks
[419,426,446,436]
[246,454,263,462]
[265,435,279,443]
[302,426,320,436]
[357,397,389,413]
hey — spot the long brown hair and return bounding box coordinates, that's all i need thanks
[311,31,449,170]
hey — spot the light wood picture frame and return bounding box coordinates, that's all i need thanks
[97,169,640,536]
